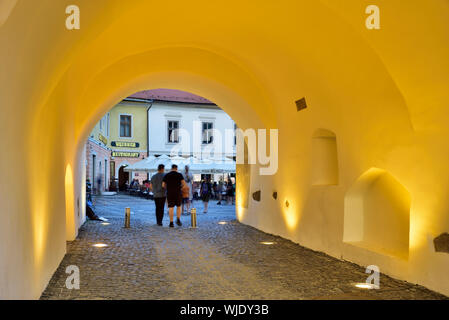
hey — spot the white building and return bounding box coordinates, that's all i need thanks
[125,89,237,182]
[147,101,236,159]
[129,89,237,160]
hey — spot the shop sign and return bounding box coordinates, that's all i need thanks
[111,151,140,158]
[98,134,108,145]
[111,141,140,148]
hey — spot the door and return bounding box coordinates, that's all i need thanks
[118,166,129,191]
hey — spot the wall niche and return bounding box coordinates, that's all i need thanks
[311,129,339,186]
[343,168,410,259]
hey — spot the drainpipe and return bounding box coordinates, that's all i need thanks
[146,100,153,180]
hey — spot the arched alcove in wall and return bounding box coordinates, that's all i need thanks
[311,129,338,186]
[343,168,411,259]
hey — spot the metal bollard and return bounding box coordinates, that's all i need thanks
[190,208,197,228]
[124,207,131,228]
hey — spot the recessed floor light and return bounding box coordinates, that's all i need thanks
[218,221,227,225]
[93,243,108,248]
[101,223,110,226]
[260,241,275,245]
[355,283,377,289]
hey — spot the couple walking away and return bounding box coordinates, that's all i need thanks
[150,163,189,227]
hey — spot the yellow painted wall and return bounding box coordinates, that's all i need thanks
[0,0,448,299]
[107,101,148,152]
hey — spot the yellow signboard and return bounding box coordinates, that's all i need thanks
[111,141,140,148]
[111,151,140,158]
[98,133,108,145]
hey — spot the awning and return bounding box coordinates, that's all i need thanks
[124,155,236,174]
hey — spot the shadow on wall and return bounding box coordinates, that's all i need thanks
[344,168,411,260]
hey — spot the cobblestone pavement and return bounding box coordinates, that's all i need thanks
[41,194,447,300]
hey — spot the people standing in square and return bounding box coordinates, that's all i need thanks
[162,164,186,227]
[150,164,166,226]
[182,165,193,215]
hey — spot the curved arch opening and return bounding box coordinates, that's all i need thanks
[70,88,246,236]
[64,48,270,238]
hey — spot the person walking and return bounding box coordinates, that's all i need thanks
[200,177,213,213]
[162,164,186,227]
[181,182,190,215]
[217,180,223,205]
[96,175,102,195]
[182,165,193,214]
[212,182,218,200]
[232,178,236,205]
[226,178,234,205]
[150,164,166,226]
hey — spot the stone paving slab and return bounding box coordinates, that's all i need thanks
[41,194,447,300]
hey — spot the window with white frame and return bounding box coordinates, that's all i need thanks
[167,120,179,143]
[202,122,213,144]
[120,115,132,137]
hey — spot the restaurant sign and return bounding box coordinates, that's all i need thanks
[111,151,140,158]
[111,141,140,148]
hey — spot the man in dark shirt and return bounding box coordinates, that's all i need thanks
[150,164,166,226]
[162,164,186,227]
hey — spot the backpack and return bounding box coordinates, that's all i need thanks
[202,182,209,195]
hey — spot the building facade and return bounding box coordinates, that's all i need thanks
[86,89,236,192]
[86,112,112,194]
[147,101,236,158]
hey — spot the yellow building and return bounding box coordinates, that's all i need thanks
[106,99,148,190]
[87,100,149,192]
[1,0,449,299]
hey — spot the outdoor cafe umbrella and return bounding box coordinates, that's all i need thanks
[186,156,236,174]
[124,155,236,174]
[122,155,156,172]
[124,154,186,173]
